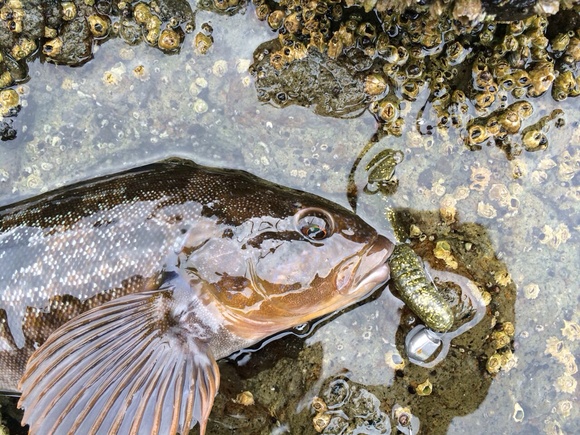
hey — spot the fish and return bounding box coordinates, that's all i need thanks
[0,158,394,435]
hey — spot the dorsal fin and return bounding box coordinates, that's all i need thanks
[18,286,219,435]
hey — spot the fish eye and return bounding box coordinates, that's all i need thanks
[295,208,334,241]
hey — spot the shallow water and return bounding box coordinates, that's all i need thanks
[0,4,578,435]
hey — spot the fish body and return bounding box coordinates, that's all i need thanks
[0,159,393,434]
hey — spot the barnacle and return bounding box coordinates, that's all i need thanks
[374,98,399,123]
[469,164,491,191]
[481,290,492,306]
[326,34,343,59]
[446,41,469,65]
[467,124,489,146]
[554,374,577,394]
[0,71,13,89]
[433,240,458,269]
[528,61,555,96]
[494,270,512,287]
[102,70,121,86]
[499,110,521,134]
[439,194,457,224]
[158,28,181,52]
[431,178,446,196]
[477,202,497,219]
[473,90,495,110]
[565,36,580,62]
[401,80,422,101]
[501,322,515,337]
[551,32,571,51]
[379,44,399,64]
[488,183,511,207]
[485,116,501,135]
[364,73,388,96]
[522,129,548,152]
[500,349,518,372]
[211,59,228,77]
[194,32,213,55]
[42,34,64,56]
[61,2,77,21]
[498,75,516,91]
[384,349,405,370]
[545,336,566,359]
[539,224,571,249]
[544,418,564,435]
[267,10,285,30]
[11,38,36,61]
[556,400,573,418]
[486,352,502,374]
[0,89,19,112]
[313,412,331,432]
[453,186,470,200]
[133,3,152,25]
[284,12,301,34]
[552,70,575,101]
[87,15,110,38]
[25,173,43,189]
[312,397,327,413]
[510,101,533,119]
[234,391,254,406]
[512,69,530,88]
[523,283,540,300]
[132,65,149,81]
[193,98,208,114]
[559,351,578,375]
[416,379,433,396]
[493,269,512,286]
[512,403,524,422]
[557,149,580,182]
[254,4,270,21]
[561,320,580,341]
[490,330,511,349]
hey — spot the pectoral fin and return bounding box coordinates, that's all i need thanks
[18,286,219,435]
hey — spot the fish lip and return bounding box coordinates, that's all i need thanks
[355,261,390,292]
[339,235,394,295]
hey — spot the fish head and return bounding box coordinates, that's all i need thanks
[191,192,394,340]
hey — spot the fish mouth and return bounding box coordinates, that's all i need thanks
[335,235,394,296]
[354,261,391,294]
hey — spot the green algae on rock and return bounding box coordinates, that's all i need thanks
[388,243,454,332]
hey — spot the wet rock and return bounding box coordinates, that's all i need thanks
[251,41,370,117]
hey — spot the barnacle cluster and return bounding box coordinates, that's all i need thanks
[248,1,580,152]
[545,320,579,397]
[311,377,391,433]
[0,0,195,79]
[485,321,517,374]
[0,0,576,147]
[0,0,198,139]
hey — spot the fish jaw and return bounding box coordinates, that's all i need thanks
[335,234,394,298]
